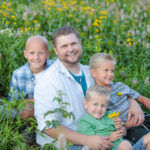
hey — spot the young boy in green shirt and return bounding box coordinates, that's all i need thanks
[78,85,132,150]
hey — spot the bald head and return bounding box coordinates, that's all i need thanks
[25,35,49,51]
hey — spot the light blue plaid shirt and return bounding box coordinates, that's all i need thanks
[108,82,140,122]
[9,59,54,101]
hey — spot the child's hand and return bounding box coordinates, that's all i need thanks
[109,130,124,142]
[113,118,122,130]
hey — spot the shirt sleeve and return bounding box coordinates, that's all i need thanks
[118,82,140,99]
[34,73,61,132]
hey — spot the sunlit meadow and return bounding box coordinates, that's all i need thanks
[0,0,150,149]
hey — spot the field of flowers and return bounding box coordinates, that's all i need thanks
[0,0,150,99]
[0,0,150,149]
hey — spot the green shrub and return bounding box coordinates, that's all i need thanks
[0,97,37,150]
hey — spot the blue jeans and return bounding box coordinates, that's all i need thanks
[69,145,85,150]
[133,136,146,150]
[69,137,146,150]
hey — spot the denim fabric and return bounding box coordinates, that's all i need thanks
[69,137,146,150]
[133,137,146,150]
[69,145,91,150]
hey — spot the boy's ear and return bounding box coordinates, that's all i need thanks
[47,51,50,58]
[53,47,58,56]
[24,50,27,59]
[83,100,87,109]
[90,68,95,78]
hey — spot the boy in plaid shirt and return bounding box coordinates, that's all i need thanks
[9,35,54,119]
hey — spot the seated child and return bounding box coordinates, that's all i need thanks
[9,35,54,119]
[78,85,150,150]
[89,52,150,143]
[78,85,132,150]
[8,35,54,144]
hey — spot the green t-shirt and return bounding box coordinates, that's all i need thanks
[77,111,123,150]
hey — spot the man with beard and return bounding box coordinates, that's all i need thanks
[34,27,144,150]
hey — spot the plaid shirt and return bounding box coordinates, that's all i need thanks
[9,59,54,101]
[108,82,140,122]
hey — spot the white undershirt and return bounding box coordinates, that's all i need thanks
[73,69,82,76]
[34,70,45,84]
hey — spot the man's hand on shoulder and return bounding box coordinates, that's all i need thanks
[128,97,144,126]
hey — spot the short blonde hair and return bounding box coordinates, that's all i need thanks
[89,53,116,69]
[85,85,110,102]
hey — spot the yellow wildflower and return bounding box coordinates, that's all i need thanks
[116,112,120,117]
[108,114,114,118]
[98,20,102,23]
[95,29,99,32]
[48,2,56,6]
[11,15,16,20]
[113,20,118,23]
[13,22,17,25]
[84,6,92,11]
[108,111,120,118]
[100,11,108,15]
[5,21,9,25]
[41,0,45,4]
[1,5,7,9]
[33,20,38,23]
[128,42,132,46]
[95,19,99,23]
[56,8,63,12]
[127,33,130,36]
[8,2,12,6]
[25,27,30,32]
[69,14,73,18]
[117,92,122,96]
[35,28,39,31]
[99,16,107,19]
[126,38,131,42]
[93,22,99,27]
[20,27,23,32]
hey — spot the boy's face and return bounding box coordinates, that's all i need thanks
[53,33,82,67]
[91,61,115,88]
[84,94,108,119]
[24,39,50,74]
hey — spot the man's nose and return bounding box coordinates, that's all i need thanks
[68,45,74,52]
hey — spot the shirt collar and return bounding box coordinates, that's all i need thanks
[45,59,50,69]
[55,58,92,79]
[55,59,73,79]
[25,63,34,80]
